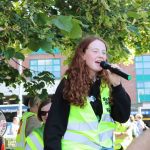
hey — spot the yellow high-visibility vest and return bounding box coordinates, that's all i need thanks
[114,122,127,150]
[15,112,36,150]
[25,125,44,150]
[61,84,116,150]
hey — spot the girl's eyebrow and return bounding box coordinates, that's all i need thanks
[88,48,106,51]
[87,47,106,50]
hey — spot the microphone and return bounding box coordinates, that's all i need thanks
[100,61,132,80]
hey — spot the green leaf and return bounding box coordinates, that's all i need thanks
[51,15,73,32]
[23,69,32,77]
[93,0,97,4]
[86,11,93,23]
[4,47,15,59]
[39,89,48,100]
[60,19,82,39]
[35,13,51,25]
[40,40,52,53]
[101,0,110,11]
[15,52,25,60]
[127,25,140,36]
[39,82,45,89]
[127,11,139,19]
[68,19,82,39]
[28,39,41,51]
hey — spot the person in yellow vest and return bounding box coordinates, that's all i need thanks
[114,119,134,150]
[15,96,41,150]
[114,122,127,150]
[25,98,52,150]
[44,36,131,150]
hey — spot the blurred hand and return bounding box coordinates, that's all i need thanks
[107,64,122,87]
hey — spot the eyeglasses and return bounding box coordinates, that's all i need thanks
[40,111,49,116]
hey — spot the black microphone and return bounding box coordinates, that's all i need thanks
[100,61,132,80]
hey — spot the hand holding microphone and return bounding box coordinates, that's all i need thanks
[100,61,132,81]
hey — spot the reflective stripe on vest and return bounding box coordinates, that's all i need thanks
[66,114,114,131]
[25,131,43,150]
[15,112,35,150]
[63,131,100,149]
[67,121,98,131]
[62,83,116,150]
[25,144,32,150]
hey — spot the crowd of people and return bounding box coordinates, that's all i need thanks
[1,36,149,150]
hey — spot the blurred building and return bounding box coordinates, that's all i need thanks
[0,48,67,121]
[0,48,67,101]
[120,54,150,126]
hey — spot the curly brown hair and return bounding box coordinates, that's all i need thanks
[63,36,112,107]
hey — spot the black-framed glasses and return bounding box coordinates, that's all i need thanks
[40,111,49,116]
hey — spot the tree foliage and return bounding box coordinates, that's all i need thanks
[0,0,149,100]
[55,0,150,63]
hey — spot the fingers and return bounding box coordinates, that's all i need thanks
[107,68,121,87]
[111,64,122,70]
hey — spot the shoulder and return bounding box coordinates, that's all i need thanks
[27,115,40,123]
[57,78,66,89]
[22,112,35,120]
[26,115,41,130]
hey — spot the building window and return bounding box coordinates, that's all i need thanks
[145,89,150,94]
[143,56,150,61]
[137,82,144,88]
[135,56,142,62]
[144,69,150,75]
[144,82,150,88]
[136,69,143,75]
[135,55,150,102]
[30,59,61,79]
[135,62,143,68]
